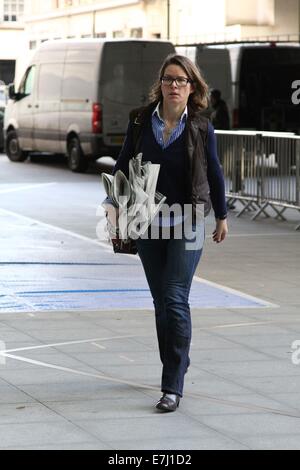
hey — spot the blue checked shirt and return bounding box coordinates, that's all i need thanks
[150,102,188,226]
[152,102,188,149]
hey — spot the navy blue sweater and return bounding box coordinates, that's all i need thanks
[113,120,227,219]
[140,120,186,207]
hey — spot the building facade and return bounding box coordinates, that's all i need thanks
[0,0,27,84]
[2,0,300,85]
[24,0,300,46]
[25,1,166,45]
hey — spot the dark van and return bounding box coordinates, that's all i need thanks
[194,43,300,133]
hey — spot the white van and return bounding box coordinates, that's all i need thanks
[0,82,8,151]
[4,39,175,172]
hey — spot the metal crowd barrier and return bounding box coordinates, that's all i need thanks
[215,130,300,230]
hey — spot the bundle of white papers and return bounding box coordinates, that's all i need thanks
[102,153,166,239]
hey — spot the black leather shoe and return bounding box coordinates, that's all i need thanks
[155,394,180,412]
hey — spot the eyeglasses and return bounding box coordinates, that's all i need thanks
[161,76,193,88]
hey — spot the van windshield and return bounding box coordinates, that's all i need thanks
[239,46,300,132]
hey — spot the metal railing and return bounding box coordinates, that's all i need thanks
[174,33,300,47]
[215,130,300,230]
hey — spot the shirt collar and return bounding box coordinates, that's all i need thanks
[152,102,188,123]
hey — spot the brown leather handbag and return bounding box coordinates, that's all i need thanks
[111,236,138,255]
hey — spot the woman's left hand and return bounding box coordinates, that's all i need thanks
[213,218,228,243]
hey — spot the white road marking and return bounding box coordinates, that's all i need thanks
[0,320,290,357]
[198,320,275,330]
[119,355,135,362]
[91,342,106,350]
[0,183,57,194]
[0,208,279,310]
[193,276,279,309]
[1,177,298,418]
[2,351,156,389]
[0,207,111,251]
[0,334,144,354]
[1,286,41,313]
[0,209,279,311]
[1,350,300,419]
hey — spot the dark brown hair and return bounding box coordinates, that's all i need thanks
[149,53,209,112]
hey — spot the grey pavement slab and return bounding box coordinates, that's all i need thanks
[0,420,108,449]
[266,392,300,410]
[184,376,260,397]
[72,414,230,444]
[241,434,300,451]
[5,327,120,343]
[0,364,101,386]
[0,329,41,343]
[103,436,250,450]
[178,393,296,417]
[4,441,114,450]
[191,346,277,363]
[198,413,300,442]
[201,359,296,378]
[48,397,163,421]
[211,332,297,348]
[14,382,148,403]
[0,162,300,449]
[0,402,66,425]
[62,350,160,368]
[236,375,300,395]
[0,381,37,405]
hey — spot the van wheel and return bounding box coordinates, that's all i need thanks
[67,137,89,173]
[6,130,28,162]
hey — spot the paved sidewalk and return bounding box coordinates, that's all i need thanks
[0,206,299,450]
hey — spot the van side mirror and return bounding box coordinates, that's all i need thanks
[8,83,16,100]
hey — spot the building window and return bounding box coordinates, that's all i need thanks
[130,28,143,38]
[3,0,24,22]
[113,31,124,38]
[95,32,106,38]
[29,40,37,50]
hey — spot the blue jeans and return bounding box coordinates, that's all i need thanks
[136,226,203,397]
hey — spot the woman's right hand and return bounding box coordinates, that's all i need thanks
[105,205,119,231]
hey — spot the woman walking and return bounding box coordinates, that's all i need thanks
[112,54,228,412]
